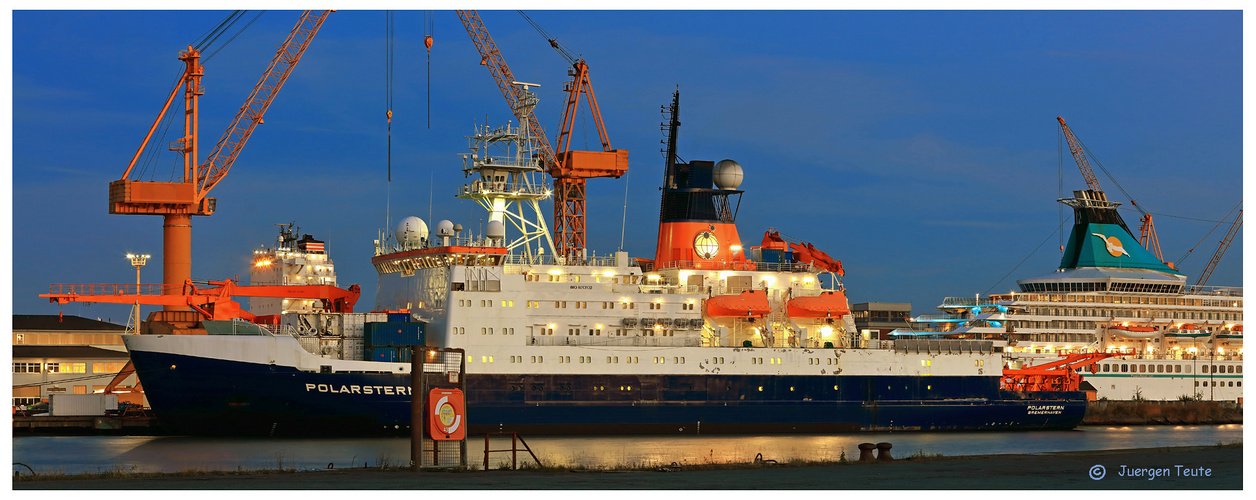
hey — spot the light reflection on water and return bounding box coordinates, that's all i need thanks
[11,424,1242,475]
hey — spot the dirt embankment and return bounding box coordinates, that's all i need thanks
[1083,400,1242,425]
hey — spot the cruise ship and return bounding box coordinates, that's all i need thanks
[117,92,1089,435]
[911,189,1243,403]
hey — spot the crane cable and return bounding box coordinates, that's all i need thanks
[1173,201,1242,267]
[424,11,433,129]
[519,10,577,65]
[385,11,395,232]
[136,10,265,183]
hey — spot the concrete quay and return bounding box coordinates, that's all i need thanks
[14,444,1241,490]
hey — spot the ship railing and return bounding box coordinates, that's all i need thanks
[46,283,183,296]
[1100,353,1243,362]
[526,335,702,348]
[1182,285,1243,298]
[940,297,1003,308]
[654,260,814,273]
[499,253,619,267]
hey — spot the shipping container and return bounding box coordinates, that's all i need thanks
[50,394,119,416]
[369,346,412,363]
[364,322,424,346]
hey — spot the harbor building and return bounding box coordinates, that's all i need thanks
[851,302,912,341]
[11,315,139,407]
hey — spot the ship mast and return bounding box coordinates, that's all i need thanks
[457,82,558,262]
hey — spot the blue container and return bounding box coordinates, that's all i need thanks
[364,322,424,347]
[760,249,784,263]
[387,312,411,323]
[370,347,412,363]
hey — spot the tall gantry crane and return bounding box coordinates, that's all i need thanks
[109,11,330,308]
[457,10,628,262]
[1057,116,1164,263]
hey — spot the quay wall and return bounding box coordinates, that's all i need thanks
[1083,400,1242,425]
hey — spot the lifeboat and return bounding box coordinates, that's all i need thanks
[1164,324,1211,338]
[786,290,850,318]
[1106,324,1159,339]
[706,290,771,318]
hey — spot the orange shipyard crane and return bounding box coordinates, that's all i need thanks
[109,11,330,309]
[1057,116,1168,266]
[1194,207,1242,287]
[456,10,628,262]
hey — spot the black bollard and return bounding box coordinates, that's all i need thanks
[858,442,876,462]
[876,442,893,461]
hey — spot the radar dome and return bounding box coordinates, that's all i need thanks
[436,220,455,237]
[486,220,506,240]
[713,159,743,190]
[396,216,428,245]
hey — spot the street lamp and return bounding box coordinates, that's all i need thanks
[126,253,150,333]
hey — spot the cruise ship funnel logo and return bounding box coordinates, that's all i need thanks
[1091,233,1130,258]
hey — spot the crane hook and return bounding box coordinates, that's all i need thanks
[424,35,433,52]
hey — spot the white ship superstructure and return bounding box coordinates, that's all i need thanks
[249,222,337,316]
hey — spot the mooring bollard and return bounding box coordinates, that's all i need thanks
[858,442,877,462]
[876,442,893,461]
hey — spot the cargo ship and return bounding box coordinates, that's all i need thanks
[120,91,1089,435]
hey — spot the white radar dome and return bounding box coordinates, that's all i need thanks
[713,159,743,190]
[486,220,506,240]
[436,220,455,237]
[396,216,428,246]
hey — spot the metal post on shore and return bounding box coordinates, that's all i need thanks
[410,345,423,471]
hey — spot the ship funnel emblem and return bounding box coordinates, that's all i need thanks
[1091,233,1130,258]
[694,231,719,260]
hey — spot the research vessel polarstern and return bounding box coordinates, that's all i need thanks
[116,91,1089,435]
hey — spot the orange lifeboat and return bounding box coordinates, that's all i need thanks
[1106,324,1158,339]
[786,290,850,318]
[706,290,771,318]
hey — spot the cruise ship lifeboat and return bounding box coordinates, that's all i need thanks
[1164,324,1211,339]
[786,290,850,319]
[1106,324,1159,339]
[707,290,771,318]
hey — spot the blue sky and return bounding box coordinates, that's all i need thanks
[7,9,1244,323]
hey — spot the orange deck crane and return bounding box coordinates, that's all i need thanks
[1057,116,1165,264]
[456,10,628,262]
[1001,352,1113,393]
[1194,207,1242,287]
[109,11,330,309]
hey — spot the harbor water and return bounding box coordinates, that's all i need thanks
[11,424,1242,475]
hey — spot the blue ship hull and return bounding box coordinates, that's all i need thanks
[130,349,1087,436]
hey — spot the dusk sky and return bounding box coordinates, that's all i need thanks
[7,9,1245,324]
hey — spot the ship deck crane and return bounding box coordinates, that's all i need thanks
[109,11,330,308]
[457,10,628,262]
[1001,352,1113,392]
[1057,116,1166,264]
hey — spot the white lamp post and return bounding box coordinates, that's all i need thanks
[126,253,150,333]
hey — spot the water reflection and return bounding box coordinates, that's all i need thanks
[11,425,1243,475]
